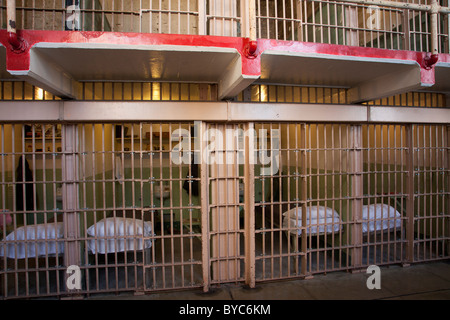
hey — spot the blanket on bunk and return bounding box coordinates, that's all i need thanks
[87,217,152,254]
[282,206,342,236]
[0,223,64,259]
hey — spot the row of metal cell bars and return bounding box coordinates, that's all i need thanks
[412,125,449,263]
[77,122,204,294]
[2,1,448,53]
[253,123,449,283]
[0,121,448,298]
[0,123,65,298]
[255,0,450,53]
[76,82,218,101]
[1,81,448,109]
[361,124,408,267]
[8,0,200,35]
[0,81,218,102]
[238,84,447,108]
[0,81,448,108]
[0,122,204,298]
[4,0,240,37]
[254,123,358,280]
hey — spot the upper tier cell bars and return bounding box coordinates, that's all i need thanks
[256,0,449,53]
[1,1,448,52]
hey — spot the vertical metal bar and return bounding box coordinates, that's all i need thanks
[265,0,270,40]
[63,124,81,296]
[300,123,307,276]
[422,125,427,260]
[350,125,362,270]
[0,124,6,297]
[405,124,415,264]
[430,0,439,56]
[244,122,255,288]
[427,125,432,259]
[199,121,210,292]
[447,11,450,54]
[296,0,302,41]
[446,125,450,257]
[250,0,257,40]
[345,4,359,46]
[380,124,385,263]
[400,124,405,261]
[314,124,320,271]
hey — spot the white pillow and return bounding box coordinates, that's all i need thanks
[282,206,342,236]
[362,204,402,233]
[0,223,64,259]
[282,205,339,220]
[86,218,152,254]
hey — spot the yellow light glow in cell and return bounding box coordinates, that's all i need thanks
[152,83,161,100]
[260,85,268,102]
[35,88,44,100]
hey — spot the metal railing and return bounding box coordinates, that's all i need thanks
[1,0,449,53]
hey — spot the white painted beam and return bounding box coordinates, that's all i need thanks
[0,101,62,121]
[63,101,228,121]
[218,56,259,100]
[1,101,449,124]
[369,105,450,123]
[8,48,79,99]
[228,103,368,122]
[347,66,427,104]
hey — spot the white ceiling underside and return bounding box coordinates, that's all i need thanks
[1,42,449,100]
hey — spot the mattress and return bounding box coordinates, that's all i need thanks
[282,206,342,236]
[0,223,64,259]
[362,203,402,233]
[87,217,152,254]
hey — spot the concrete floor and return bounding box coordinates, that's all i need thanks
[89,260,450,300]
